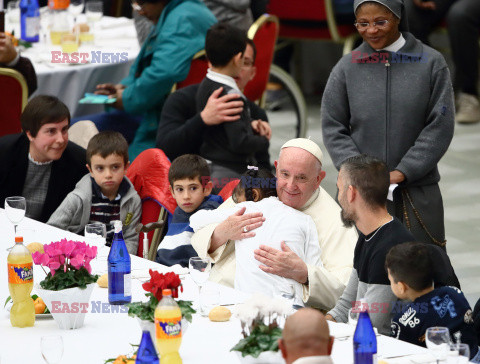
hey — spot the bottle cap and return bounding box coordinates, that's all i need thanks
[15,236,23,243]
[162,289,172,296]
[113,220,122,233]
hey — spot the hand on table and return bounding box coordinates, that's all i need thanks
[95,83,125,96]
[209,206,265,253]
[251,120,272,140]
[0,33,18,64]
[200,87,244,126]
[389,170,405,184]
[254,241,308,284]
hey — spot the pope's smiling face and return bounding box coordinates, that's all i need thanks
[274,147,325,210]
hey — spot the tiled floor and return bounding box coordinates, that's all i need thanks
[266,99,480,307]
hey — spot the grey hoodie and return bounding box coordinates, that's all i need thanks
[47,174,142,255]
[321,32,454,187]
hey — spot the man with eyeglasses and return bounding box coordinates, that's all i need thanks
[77,0,216,160]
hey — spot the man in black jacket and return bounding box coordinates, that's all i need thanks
[156,39,271,171]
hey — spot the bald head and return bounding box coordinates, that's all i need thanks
[279,308,333,363]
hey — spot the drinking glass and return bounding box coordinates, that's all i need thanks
[188,257,211,309]
[7,1,20,25]
[85,222,107,249]
[68,0,85,25]
[5,196,26,234]
[41,335,63,364]
[426,327,451,364]
[85,1,103,28]
[347,308,359,326]
[450,343,470,363]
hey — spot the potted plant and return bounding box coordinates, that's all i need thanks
[126,269,195,339]
[231,294,292,363]
[33,239,99,330]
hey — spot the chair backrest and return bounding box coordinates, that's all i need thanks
[175,50,209,91]
[126,148,177,258]
[218,179,239,202]
[0,68,28,137]
[244,14,279,103]
[267,0,357,41]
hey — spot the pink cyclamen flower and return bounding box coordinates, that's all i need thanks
[60,239,76,258]
[70,254,85,270]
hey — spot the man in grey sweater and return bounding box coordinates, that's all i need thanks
[326,155,414,335]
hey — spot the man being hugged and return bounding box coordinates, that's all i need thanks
[48,131,141,254]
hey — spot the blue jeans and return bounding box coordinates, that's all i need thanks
[71,110,142,144]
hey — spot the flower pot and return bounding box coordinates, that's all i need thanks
[234,350,284,364]
[35,283,95,330]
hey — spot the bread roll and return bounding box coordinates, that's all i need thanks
[208,306,231,322]
[97,273,108,288]
[27,242,44,255]
[73,23,90,33]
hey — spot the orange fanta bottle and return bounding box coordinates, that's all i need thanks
[7,236,34,327]
[155,289,182,364]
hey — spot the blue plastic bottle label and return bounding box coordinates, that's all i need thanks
[25,17,39,38]
[123,273,131,296]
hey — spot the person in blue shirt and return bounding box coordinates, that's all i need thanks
[74,0,216,160]
[386,242,480,362]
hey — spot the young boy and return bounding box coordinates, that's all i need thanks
[196,23,269,181]
[156,154,223,267]
[386,242,479,361]
[47,131,141,254]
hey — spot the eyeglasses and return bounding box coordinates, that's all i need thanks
[131,1,144,11]
[354,19,390,30]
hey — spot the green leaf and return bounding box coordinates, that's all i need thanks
[4,296,11,308]
[231,322,283,358]
[31,294,38,300]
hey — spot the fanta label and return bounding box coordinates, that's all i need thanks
[8,263,33,284]
[48,0,70,10]
[155,317,182,339]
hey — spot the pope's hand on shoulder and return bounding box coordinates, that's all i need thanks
[209,206,265,253]
[251,120,272,140]
[254,241,308,284]
[200,87,244,126]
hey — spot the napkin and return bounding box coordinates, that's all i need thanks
[99,17,133,30]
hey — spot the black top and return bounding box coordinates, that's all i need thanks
[354,217,415,285]
[0,133,87,223]
[196,78,269,173]
[156,83,270,169]
[391,286,478,359]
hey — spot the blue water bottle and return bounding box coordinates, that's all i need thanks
[353,310,378,364]
[108,220,132,305]
[20,0,40,42]
[136,331,159,364]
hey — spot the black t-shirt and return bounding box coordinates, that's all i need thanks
[391,286,478,358]
[354,217,415,285]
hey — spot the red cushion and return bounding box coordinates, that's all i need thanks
[0,74,23,137]
[176,57,209,90]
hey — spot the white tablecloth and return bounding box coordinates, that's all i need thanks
[0,210,429,364]
[6,15,140,117]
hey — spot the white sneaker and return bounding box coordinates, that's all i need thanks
[455,93,480,123]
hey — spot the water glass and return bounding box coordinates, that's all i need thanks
[200,285,220,316]
[7,1,20,25]
[68,0,85,24]
[85,222,107,249]
[85,1,103,26]
[41,335,63,364]
[449,343,470,363]
[189,257,211,308]
[426,327,451,364]
[279,283,295,307]
[348,308,359,326]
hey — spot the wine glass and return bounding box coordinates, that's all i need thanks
[5,196,26,235]
[68,0,85,26]
[188,257,211,311]
[279,283,295,308]
[85,1,103,28]
[41,335,63,364]
[426,327,451,364]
